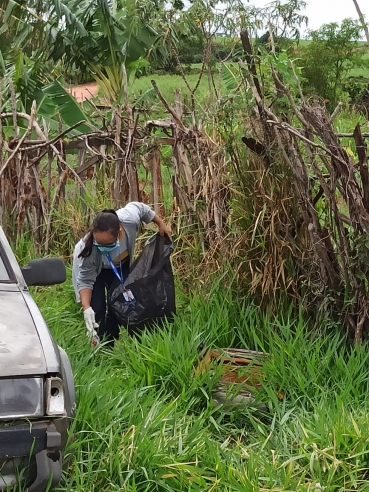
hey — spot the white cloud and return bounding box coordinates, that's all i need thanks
[251,0,369,32]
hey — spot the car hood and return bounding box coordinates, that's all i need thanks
[0,290,47,377]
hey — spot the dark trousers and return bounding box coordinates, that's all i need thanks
[90,263,129,346]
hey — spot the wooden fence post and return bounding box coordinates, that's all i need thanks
[113,105,125,207]
[150,147,163,216]
[78,146,87,213]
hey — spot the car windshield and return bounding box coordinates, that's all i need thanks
[0,255,11,282]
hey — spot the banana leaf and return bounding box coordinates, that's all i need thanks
[40,80,93,134]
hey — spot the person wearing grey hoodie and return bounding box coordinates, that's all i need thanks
[72,202,172,347]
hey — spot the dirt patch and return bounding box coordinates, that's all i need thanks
[67,82,99,103]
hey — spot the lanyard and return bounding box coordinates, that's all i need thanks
[105,253,123,284]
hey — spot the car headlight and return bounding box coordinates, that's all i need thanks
[0,378,44,419]
[45,377,65,416]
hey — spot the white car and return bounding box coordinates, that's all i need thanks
[0,227,76,491]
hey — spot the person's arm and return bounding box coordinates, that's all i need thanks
[117,202,155,226]
[77,256,100,345]
[76,254,98,308]
[117,202,172,240]
[152,214,172,241]
[80,288,93,311]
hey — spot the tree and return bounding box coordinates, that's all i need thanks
[352,0,369,46]
[300,19,364,108]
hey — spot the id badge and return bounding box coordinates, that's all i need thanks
[123,289,135,302]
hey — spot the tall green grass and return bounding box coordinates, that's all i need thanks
[29,266,369,492]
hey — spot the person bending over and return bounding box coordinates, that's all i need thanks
[72,202,171,347]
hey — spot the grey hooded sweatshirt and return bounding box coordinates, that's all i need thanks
[72,202,156,302]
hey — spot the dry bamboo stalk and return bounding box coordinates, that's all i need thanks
[113,104,124,207]
[174,91,194,197]
[150,147,162,216]
[9,80,19,141]
[151,81,188,133]
[9,81,22,230]
[57,115,66,200]
[267,21,276,54]
[336,133,369,138]
[267,120,354,168]
[123,65,139,203]
[0,111,86,189]
[19,120,86,152]
[31,164,47,228]
[263,53,369,338]
[45,169,68,253]
[355,309,368,345]
[43,118,53,203]
[78,146,87,212]
[354,123,369,213]
[190,34,212,111]
[301,106,369,232]
[0,101,37,178]
[146,120,175,130]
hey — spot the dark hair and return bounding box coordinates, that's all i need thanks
[78,209,120,258]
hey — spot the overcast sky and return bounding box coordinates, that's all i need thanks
[250,0,369,33]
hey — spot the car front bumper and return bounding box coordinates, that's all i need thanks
[0,419,67,492]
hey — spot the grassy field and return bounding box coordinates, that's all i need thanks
[16,35,369,492]
[129,71,219,109]
[128,47,369,109]
[350,50,369,77]
[26,261,369,492]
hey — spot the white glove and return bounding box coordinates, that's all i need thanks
[83,307,100,346]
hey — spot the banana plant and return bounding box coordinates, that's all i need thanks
[0,47,92,136]
[47,0,167,103]
[1,0,169,123]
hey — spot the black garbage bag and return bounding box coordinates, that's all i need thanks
[108,233,175,335]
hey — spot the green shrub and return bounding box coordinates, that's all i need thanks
[300,19,365,109]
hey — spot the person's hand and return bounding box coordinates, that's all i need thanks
[88,330,100,347]
[83,307,100,346]
[86,328,100,347]
[152,215,173,241]
[158,221,172,241]
[84,307,98,331]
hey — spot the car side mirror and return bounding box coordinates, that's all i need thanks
[21,258,67,287]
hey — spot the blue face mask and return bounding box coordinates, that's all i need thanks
[93,239,119,253]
